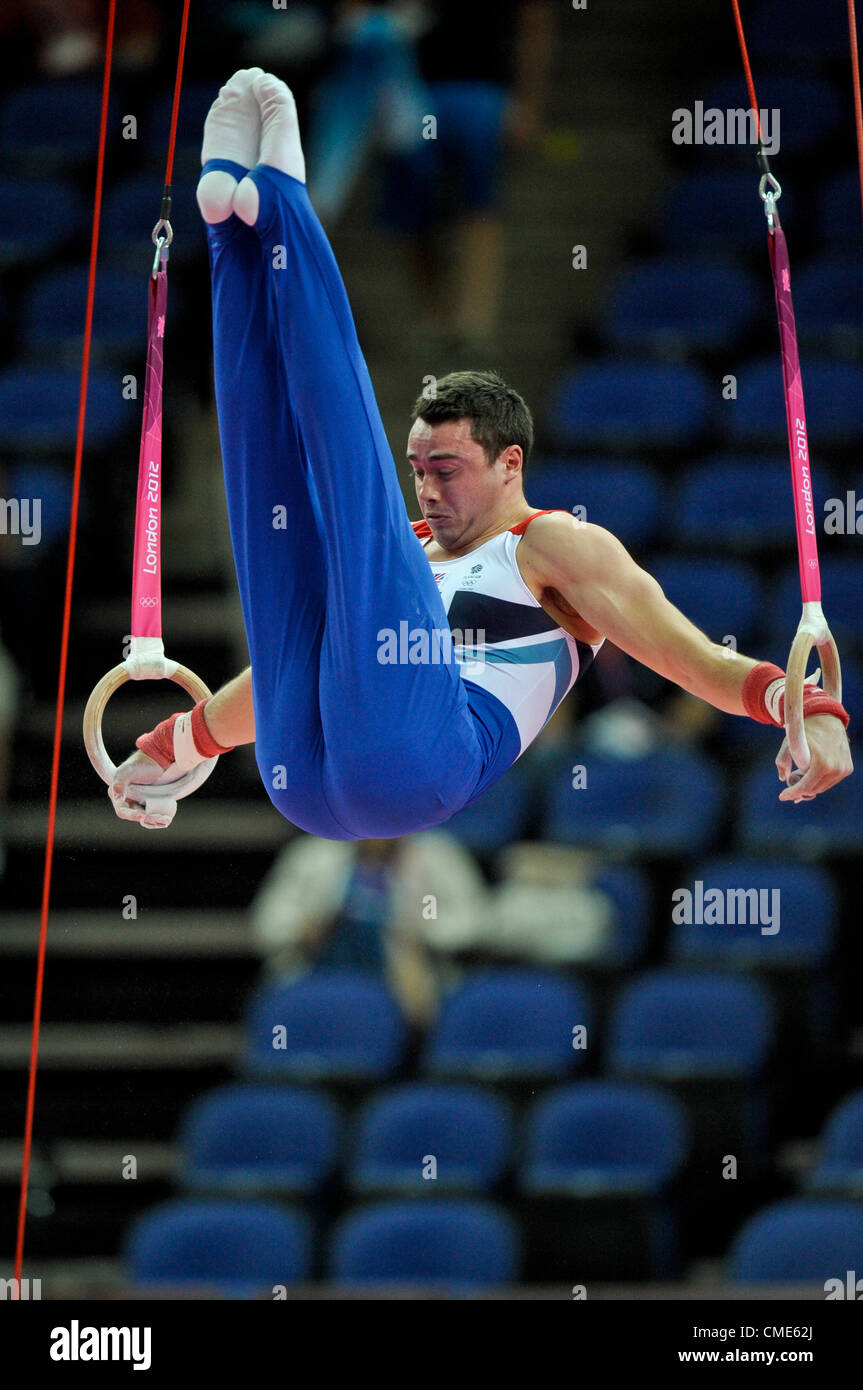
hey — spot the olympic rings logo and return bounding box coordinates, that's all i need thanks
[139,597,158,607]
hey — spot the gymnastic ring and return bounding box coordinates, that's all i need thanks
[784,625,842,782]
[83,661,218,801]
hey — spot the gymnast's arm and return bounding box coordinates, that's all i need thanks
[200,666,255,746]
[517,512,853,802]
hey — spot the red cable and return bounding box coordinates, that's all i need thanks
[13,0,193,1289]
[849,0,863,229]
[730,0,764,148]
[163,0,192,190]
[12,2,117,1291]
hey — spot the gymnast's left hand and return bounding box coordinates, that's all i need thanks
[775,714,853,803]
[110,748,179,830]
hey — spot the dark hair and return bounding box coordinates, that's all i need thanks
[410,369,534,473]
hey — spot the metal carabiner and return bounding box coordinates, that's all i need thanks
[758,170,782,228]
[151,218,173,277]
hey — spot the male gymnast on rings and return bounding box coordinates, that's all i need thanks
[109,70,852,837]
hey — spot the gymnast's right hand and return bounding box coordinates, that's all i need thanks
[110,747,180,829]
[110,705,212,830]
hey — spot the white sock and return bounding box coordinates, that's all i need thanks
[196,67,264,224]
[233,73,306,227]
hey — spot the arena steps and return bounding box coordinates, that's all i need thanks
[0,1140,175,1185]
[0,910,257,955]
[0,1023,241,1068]
[5,799,288,850]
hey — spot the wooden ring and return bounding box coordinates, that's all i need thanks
[784,627,842,777]
[83,662,218,800]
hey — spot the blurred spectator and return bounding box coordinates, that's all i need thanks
[381,0,553,355]
[305,3,430,223]
[478,840,616,964]
[0,1,162,80]
[250,828,487,1025]
[304,0,553,356]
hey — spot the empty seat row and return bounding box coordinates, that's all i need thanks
[450,747,863,857]
[663,168,863,255]
[0,174,206,272]
[526,455,847,551]
[11,252,860,364]
[0,79,219,168]
[242,967,778,1084]
[123,1193,863,1291]
[176,1078,688,1196]
[603,253,863,355]
[546,357,863,451]
[172,1077,863,1199]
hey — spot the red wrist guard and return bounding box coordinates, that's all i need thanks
[136,698,234,769]
[190,698,235,757]
[801,689,850,729]
[136,716,176,768]
[741,662,785,725]
[742,661,849,730]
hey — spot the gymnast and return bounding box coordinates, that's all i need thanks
[109,69,851,836]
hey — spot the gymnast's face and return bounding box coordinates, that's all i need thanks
[407,416,523,552]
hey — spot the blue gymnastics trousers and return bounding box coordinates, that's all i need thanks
[203,160,519,839]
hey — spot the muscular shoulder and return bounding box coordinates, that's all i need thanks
[518,512,625,586]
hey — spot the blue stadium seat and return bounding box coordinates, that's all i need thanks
[698,75,842,160]
[178,1083,340,1195]
[607,969,774,1079]
[424,969,591,1082]
[737,752,863,856]
[0,177,85,270]
[519,1080,688,1281]
[592,864,652,967]
[521,1081,688,1193]
[727,357,863,447]
[547,361,712,451]
[649,554,761,646]
[527,458,663,546]
[349,1083,513,1193]
[22,266,168,362]
[328,1199,519,1288]
[101,173,205,264]
[4,460,79,548]
[541,748,725,856]
[608,971,774,1168]
[676,455,837,550]
[443,764,530,855]
[807,1091,863,1196]
[243,971,407,1081]
[794,256,863,354]
[0,81,120,163]
[728,1199,863,1284]
[773,557,863,650]
[124,1199,311,1295]
[0,367,132,452]
[603,256,758,355]
[817,170,863,249]
[669,858,837,966]
[662,172,794,255]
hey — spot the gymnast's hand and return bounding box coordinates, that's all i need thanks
[775,713,854,804]
[110,747,181,830]
[109,702,226,829]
